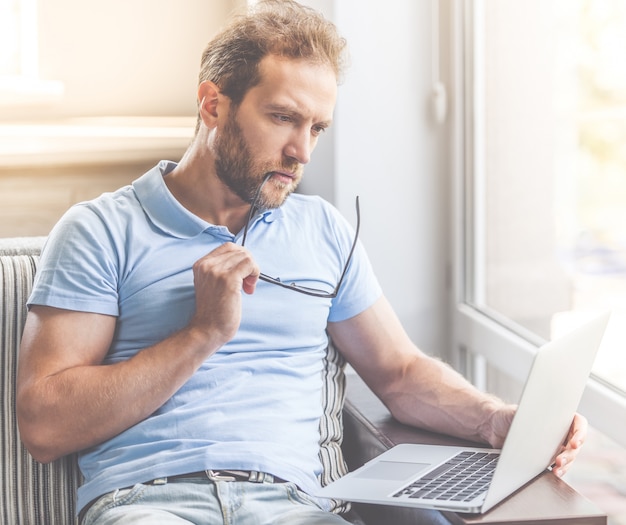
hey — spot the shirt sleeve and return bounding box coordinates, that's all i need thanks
[326,205,382,323]
[28,203,120,316]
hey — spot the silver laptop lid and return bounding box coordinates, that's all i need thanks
[482,312,609,512]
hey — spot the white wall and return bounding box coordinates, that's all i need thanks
[4,0,239,120]
[311,0,450,356]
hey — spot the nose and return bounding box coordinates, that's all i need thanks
[284,128,314,165]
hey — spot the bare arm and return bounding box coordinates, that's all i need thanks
[328,296,509,446]
[327,295,586,476]
[16,242,259,463]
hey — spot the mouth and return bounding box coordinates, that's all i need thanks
[267,170,296,184]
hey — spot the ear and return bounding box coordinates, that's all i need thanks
[197,81,222,129]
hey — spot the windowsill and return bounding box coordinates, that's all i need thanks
[0,116,196,167]
[0,76,65,107]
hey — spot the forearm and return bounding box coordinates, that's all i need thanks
[329,297,512,447]
[380,355,509,447]
[17,325,216,463]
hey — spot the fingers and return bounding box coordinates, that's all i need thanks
[568,413,587,449]
[189,243,260,345]
[242,273,259,295]
[196,242,260,294]
[552,413,588,477]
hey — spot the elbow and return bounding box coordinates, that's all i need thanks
[16,395,67,464]
[17,416,66,464]
[21,441,61,465]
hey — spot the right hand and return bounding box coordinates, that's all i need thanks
[189,242,260,345]
[485,404,517,448]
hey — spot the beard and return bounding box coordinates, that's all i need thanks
[213,109,302,210]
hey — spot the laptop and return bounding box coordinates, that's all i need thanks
[317,312,610,514]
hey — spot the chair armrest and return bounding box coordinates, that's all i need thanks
[341,373,607,525]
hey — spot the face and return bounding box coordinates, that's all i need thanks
[213,55,337,209]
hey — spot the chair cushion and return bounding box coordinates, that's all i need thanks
[1,244,82,524]
[318,338,350,514]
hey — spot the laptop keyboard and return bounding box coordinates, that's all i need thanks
[392,451,499,503]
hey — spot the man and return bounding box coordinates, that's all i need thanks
[16,1,586,524]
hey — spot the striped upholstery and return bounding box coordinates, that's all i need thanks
[319,338,350,514]
[1,238,82,525]
[1,236,351,521]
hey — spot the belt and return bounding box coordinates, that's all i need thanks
[154,469,288,485]
[80,470,288,523]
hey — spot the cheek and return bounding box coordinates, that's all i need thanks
[240,118,288,155]
[248,136,288,166]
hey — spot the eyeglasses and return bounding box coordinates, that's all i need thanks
[241,173,360,298]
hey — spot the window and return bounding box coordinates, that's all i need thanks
[454,0,626,447]
[0,0,62,105]
[0,0,32,77]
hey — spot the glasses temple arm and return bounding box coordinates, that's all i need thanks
[242,172,274,247]
[334,196,361,294]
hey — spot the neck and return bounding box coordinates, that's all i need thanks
[165,136,251,234]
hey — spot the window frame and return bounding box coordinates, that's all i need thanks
[451,0,626,448]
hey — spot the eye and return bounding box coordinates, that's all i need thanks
[273,114,293,123]
[311,125,327,137]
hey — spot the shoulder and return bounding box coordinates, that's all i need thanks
[51,184,138,238]
[39,185,139,270]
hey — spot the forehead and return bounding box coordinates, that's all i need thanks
[243,55,337,122]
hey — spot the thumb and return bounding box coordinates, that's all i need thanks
[242,273,259,295]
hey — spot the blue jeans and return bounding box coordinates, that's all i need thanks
[81,476,451,525]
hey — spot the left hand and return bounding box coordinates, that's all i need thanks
[488,408,587,478]
[551,412,588,477]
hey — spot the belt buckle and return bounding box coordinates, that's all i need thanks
[207,469,275,484]
[206,470,237,482]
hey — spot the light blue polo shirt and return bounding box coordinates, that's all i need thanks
[29,160,382,513]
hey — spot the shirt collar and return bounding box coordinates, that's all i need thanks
[133,160,283,239]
